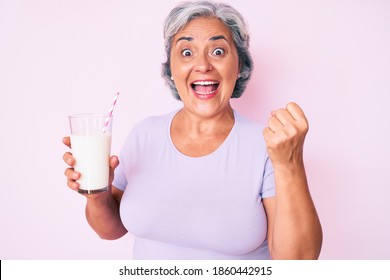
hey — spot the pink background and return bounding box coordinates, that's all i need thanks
[1,0,389,259]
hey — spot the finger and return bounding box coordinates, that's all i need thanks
[273,108,295,127]
[63,152,75,166]
[64,167,80,180]
[286,102,309,132]
[67,178,80,190]
[286,102,306,121]
[109,155,119,185]
[263,126,274,141]
[62,136,71,148]
[109,155,119,169]
[267,116,283,133]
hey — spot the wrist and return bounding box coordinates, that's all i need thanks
[272,159,305,174]
[272,161,309,193]
[85,191,111,206]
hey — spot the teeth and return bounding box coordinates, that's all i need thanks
[194,90,216,95]
[191,80,219,95]
[192,81,218,86]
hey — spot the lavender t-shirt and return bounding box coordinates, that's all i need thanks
[113,109,275,259]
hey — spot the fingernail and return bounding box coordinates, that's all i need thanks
[73,173,79,179]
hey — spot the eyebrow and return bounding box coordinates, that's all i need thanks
[209,35,228,42]
[176,36,194,44]
[175,35,228,44]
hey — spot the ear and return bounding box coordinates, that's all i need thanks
[237,61,242,79]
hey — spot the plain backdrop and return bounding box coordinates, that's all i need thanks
[1,0,389,259]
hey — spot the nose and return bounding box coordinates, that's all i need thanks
[193,53,213,73]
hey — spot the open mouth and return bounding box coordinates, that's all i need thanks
[191,80,220,95]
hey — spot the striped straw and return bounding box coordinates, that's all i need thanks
[103,92,120,133]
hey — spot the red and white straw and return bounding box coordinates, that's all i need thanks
[103,92,120,133]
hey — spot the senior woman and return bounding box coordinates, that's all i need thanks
[63,1,322,259]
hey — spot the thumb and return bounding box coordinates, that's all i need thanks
[109,155,119,186]
[110,155,119,169]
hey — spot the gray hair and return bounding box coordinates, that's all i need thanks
[162,0,253,100]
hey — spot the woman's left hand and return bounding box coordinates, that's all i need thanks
[263,102,309,168]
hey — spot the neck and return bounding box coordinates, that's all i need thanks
[175,105,234,137]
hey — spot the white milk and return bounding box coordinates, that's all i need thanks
[70,133,112,193]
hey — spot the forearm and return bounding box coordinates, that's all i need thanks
[85,194,127,240]
[271,163,322,259]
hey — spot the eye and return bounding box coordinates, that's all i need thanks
[212,48,225,56]
[181,49,192,57]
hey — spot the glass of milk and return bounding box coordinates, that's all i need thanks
[68,114,112,194]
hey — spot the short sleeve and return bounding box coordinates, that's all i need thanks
[112,127,137,192]
[260,154,275,198]
[112,158,127,191]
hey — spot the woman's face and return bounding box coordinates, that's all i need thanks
[170,17,240,118]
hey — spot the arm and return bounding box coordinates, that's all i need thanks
[85,183,128,240]
[63,137,128,240]
[262,103,322,259]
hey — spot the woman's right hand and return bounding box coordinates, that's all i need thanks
[63,136,126,239]
[62,136,81,191]
[62,137,120,196]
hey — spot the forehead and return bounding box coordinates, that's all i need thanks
[174,17,233,41]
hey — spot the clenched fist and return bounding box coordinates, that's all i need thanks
[263,102,309,168]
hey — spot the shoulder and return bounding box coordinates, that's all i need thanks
[121,110,176,146]
[120,110,176,156]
